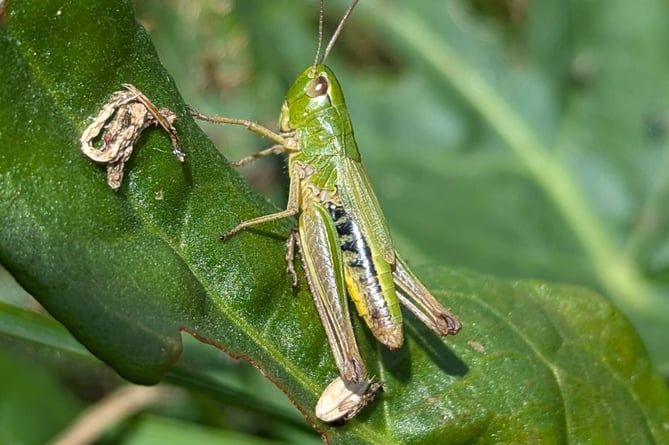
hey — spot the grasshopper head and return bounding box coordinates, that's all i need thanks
[280,64,348,132]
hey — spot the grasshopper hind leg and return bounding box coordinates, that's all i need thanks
[298,203,368,384]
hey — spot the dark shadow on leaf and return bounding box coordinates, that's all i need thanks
[382,308,468,383]
[378,334,412,384]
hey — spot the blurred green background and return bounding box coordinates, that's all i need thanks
[2,0,668,443]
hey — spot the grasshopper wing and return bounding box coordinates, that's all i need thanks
[337,158,395,265]
[298,201,367,383]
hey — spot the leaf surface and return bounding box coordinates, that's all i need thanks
[1,1,668,444]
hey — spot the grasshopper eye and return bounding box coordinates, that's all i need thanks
[307,75,329,98]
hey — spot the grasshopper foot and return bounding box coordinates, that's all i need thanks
[219,232,233,241]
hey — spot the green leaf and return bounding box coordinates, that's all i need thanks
[1,0,294,384]
[1,1,668,444]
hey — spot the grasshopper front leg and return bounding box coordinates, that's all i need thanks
[189,107,296,166]
[189,107,288,148]
[190,107,302,240]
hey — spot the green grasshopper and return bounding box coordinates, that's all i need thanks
[192,0,461,421]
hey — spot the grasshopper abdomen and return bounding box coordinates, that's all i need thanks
[327,203,403,349]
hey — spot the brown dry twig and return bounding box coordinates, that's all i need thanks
[48,384,182,445]
[80,84,185,191]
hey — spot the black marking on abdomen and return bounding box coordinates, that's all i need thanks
[327,203,381,290]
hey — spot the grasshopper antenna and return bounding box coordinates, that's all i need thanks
[317,0,360,65]
[312,0,326,67]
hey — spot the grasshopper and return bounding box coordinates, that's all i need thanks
[192,0,461,421]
